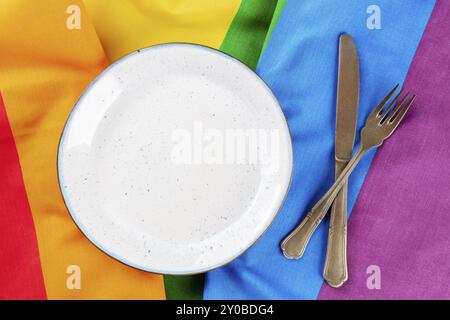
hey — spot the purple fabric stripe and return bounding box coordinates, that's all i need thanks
[319,0,450,299]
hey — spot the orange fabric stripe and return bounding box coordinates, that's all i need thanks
[0,0,164,299]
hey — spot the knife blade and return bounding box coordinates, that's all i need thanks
[323,33,359,287]
[334,33,359,161]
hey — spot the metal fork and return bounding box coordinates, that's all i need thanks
[281,84,416,259]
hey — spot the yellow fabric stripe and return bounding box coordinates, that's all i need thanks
[0,0,164,299]
[83,0,241,61]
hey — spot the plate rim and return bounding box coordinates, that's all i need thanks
[57,42,294,275]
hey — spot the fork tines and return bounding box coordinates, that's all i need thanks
[373,84,416,127]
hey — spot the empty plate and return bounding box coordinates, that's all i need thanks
[58,43,293,274]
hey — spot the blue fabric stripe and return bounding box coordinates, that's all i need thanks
[205,0,435,299]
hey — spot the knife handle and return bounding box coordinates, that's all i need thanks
[323,160,348,287]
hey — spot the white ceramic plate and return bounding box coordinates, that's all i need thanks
[58,43,293,274]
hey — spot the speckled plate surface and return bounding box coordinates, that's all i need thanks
[58,43,293,274]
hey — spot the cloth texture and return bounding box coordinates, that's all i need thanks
[1,0,449,300]
[0,0,278,299]
[204,0,436,299]
[0,0,163,299]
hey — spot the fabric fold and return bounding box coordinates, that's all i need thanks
[319,0,450,299]
[204,0,435,299]
[83,0,241,62]
[0,0,165,299]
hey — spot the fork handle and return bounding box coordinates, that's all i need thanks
[281,146,367,259]
[323,160,348,287]
[281,198,331,259]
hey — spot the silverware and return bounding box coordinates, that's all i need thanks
[323,33,359,288]
[281,84,415,259]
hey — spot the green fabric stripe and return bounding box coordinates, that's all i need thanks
[220,0,278,70]
[164,275,204,300]
[262,0,289,51]
[163,0,284,300]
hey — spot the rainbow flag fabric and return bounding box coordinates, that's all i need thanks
[1,0,449,300]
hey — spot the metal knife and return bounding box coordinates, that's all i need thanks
[323,33,359,287]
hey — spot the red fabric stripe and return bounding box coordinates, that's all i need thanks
[0,94,46,299]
